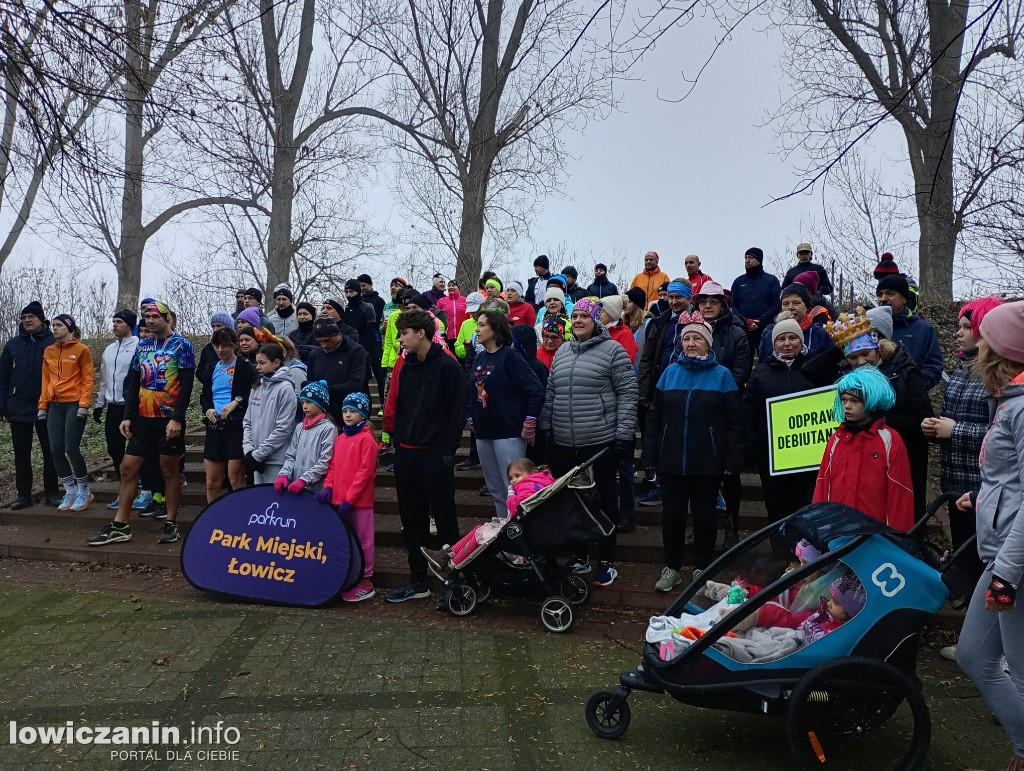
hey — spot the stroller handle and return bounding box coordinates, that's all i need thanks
[576,446,612,474]
[907,492,964,538]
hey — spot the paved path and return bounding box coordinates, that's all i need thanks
[0,557,1011,770]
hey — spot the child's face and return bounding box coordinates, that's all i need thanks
[341,407,362,426]
[508,468,528,485]
[255,353,281,376]
[841,393,866,422]
[301,400,322,418]
[827,596,849,620]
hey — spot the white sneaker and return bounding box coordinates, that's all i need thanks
[655,567,682,592]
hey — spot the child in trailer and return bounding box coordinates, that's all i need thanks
[242,342,298,484]
[420,458,555,578]
[813,366,915,532]
[274,381,338,494]
[316,392,377,602]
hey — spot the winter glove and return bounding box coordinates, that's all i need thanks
[314,487,333,505]
[93,407,103,424]
[986,575,1018,609]
[287,479,306,494]
[337,501,353,518]
[273,475,289,493]
[77,407,88,419]
[244,451,266,474]
[521,418,537,445]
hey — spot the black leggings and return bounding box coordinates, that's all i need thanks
[660,473,721,570]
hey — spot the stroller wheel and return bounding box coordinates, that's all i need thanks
[446,583,477,617]
[560,574,590,606]
[585,690,631,740]
[540,596,574,633]
[474,581,491,603]
[785,656,931,770]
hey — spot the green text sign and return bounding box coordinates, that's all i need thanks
[766,386,840,476]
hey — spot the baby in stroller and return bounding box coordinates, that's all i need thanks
[422,458,555,579]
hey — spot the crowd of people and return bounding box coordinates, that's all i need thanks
[0,246,1022,767]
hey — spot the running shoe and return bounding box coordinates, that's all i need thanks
[636,487,661,506]
[158,521,180,544]
[87,522,132,546]
[385,580,430,603]
[342,580,376,602]
[132,491,153,509]
[593,563,618,587]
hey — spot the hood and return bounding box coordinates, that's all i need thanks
[570,323,612,351]
[643,266,663,275]
[511,324,539,361]
[287,358,307,372]
[676,350,720,370]
[262,367,294,388]
[364,290,382,303]
[520,469,557,489]
[891,308,917,328]
[405,342,446,366]
[18,322,52,340]
[878,341,916,376]
[745,264,764,278]
[997,372,1024,401]
[591,274,610,285]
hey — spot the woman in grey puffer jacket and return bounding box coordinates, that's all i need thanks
[953,300,1024,771]
[540,299,638,587]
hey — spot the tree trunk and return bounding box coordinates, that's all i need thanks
[116,0,146,310]
[455,169,488,288]
[265,141,296,294]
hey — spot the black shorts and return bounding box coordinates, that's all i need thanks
[203,422,244,462]
[125,416,186,457]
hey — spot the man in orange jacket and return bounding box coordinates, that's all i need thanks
[630,251,671,310]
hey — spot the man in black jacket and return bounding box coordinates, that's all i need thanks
[782,242,833,296]
[306,317,368,425]
[358,274,387,409]
[0,301,60,508]
[343,279,379,406]
[525,255,552,310]
[385,309,465,603]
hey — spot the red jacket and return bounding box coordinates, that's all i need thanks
[688,272,714,296]
[813,418,915,532]
[324,423,377,507]
[607,323,638,364]
[437,293,468,340]
[508,301,537,328]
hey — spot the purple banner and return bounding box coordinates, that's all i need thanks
[181,485,361,607]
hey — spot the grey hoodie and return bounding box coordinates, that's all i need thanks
[243,368,297,465]
[976,377,1024,584]
[279,416,338,488]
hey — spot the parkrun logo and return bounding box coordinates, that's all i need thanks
[247,501,296,529]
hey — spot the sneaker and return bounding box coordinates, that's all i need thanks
[940,645,957,661]
[9,497,32,510]
[692,568,703,580]
[716,492,727,511]
[158,520,180,544]
[723,529,740,551]
[132,491,153,509]
[421,546,453,578]
[636,487,661,506]
[342,580,376,602]
[385,580,431,603]
[455,459,481,470]
[87,522,132,546]
[139,500,165,519]
[106,496,120,511]
[429,517,438,536]
[57,491,76,511]
[655,567,682,592]
[386,464,394,473]
[477,485,490,497]
[179,473,187,488]
[69,492,94,512]
[376,409,383,417]
[593,562,618,587]
[567,558,592,575]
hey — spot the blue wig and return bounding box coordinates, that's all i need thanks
[833,365,895,421]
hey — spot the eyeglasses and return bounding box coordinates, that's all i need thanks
[699,298,723,306]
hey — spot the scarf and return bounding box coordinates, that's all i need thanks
[302,412,326,430]
[772,347,807,369]
[342,420,366,437]
[276,304,294,318]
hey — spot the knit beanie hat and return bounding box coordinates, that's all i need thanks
[771,311,804,346]
[272,283,293,300]
[236,307,262,328]
[296,301,317,318]
[865,306,894,341]
[781,283,813,309]
[390,276,408,288]
[313,316,341,338]
[834,365,895,420]
[344,279,362,294]
[299,380,330,412]
[465,291,485,312]
[357,273,373,285]
[546,274,567,290]
[595,262,607,272]
[562,265,578,280]
[873,254,901,280]
[210,311,235,329]
[744,247,764,264]
[793,270,819,295]
[831,573,866,617]
[625,287,647,310]
[20,301,46,323]
[534,255,550,270]
[980,300,1024,364]
[677,310,713,347]
[959,295,1005,340]
[244,287,264,303]
[507,281,524,295]
[795,539,822,563]
[114,309,139,329]
[237,326,258,342]
[599,294,625,323]
[542,317,567,337]
[544,287,565,304]
[876,274,910,301]
[324,297,346,317]
[53,314,77,336]
[342,391,370,419]
[409,294,433,311]
[397,287,419,306]
[572,297,601,322]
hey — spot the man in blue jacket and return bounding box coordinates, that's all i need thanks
[0,302,61,508]
[730,247,781,357]
[877,274,944,390]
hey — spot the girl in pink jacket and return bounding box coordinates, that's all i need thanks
[422,458,555,577]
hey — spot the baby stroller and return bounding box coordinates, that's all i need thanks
[438,450,616,633]
[584,497,968,770]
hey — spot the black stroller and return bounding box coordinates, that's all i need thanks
[437,451,616,632]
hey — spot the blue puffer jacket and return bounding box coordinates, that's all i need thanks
[730,265,782,328]
[641,351,744,476]
[891,310,944,390]
[0,324,55,421]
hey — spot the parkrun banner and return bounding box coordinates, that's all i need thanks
[766,385,840,476]
[181,485,363,607]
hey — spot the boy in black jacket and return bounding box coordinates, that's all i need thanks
[385,309,466,603]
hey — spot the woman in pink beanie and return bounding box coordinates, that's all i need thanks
[954,299,1024,771]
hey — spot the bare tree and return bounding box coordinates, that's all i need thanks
[341,0,616,288]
